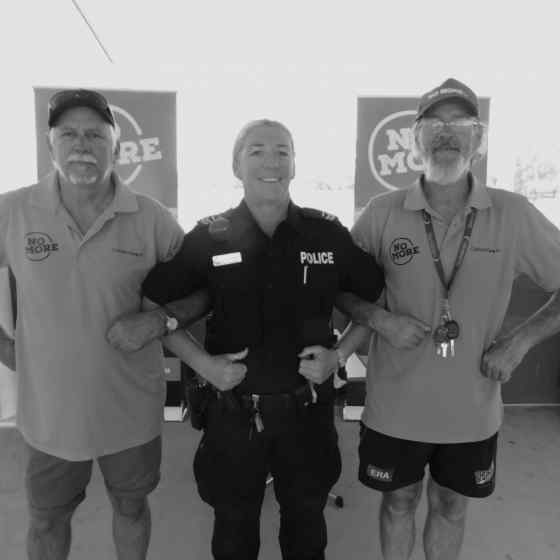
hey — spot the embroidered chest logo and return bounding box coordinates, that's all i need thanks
[25,232,59,261]
[300,251,335,265]
[300,251,335,286]
[390,237,420,265]
[471,246,501,254]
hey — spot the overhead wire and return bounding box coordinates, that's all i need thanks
[70,0,114,64]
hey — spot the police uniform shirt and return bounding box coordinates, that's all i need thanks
[351,175,560,443]
[143,200,384,394]
[0,173,184,460]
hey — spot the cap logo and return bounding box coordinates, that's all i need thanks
[368,110,424,191]
[428,87,468,100]
[112,105,163,186]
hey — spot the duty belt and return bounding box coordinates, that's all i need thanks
[214,384,320,438]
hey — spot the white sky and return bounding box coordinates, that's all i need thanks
[2,0,559,226]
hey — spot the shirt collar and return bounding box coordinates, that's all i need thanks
[30,172,139,215]
[235,198,301,233]
[403,173,492,213]
[284,200,304,231]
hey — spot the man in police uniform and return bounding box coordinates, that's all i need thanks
[332,79,560,560]
[140,119,384,560]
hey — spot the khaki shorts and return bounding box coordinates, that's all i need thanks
[25,436,161,519]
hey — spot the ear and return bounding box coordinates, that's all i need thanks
[113,139,121,164]
[232,157,242,181]
[46,131,54,158]
[471,123,487,161]
[409,123,423,161]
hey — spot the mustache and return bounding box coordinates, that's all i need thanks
[67,153,98,164]
[431,136,460,151]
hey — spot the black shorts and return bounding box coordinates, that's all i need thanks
[358,424,497,498]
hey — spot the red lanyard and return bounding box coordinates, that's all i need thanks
[422,209,477,298]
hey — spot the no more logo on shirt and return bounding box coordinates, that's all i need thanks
[25,232,59,261]
[390,237,420,265]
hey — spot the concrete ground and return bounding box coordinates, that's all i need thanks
[1,406,559,560]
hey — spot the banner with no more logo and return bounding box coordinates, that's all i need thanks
[354,96,490,214]
[34,87,177,214]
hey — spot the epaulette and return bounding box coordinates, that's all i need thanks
[301,207,339,223]
[197,208,235,242]
[197,210,230,226]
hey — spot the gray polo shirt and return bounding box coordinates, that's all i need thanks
[0,173,183,460]
[352,176,560,443]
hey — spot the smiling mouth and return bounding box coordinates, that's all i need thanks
[260,178,281,183]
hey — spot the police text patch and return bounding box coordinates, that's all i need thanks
[300,251,334,265]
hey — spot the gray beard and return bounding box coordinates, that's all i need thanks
[423,156,469,185]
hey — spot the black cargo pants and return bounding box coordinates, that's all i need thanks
[193,391,342,560]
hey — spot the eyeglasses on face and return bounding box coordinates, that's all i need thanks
[420,117,480,134]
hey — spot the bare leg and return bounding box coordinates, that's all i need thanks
[27,509,74,560]
[110,495,151,560]
[379,481,423,560]
[423,477,468,560]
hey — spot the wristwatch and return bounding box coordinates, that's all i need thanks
[158,309,178,336]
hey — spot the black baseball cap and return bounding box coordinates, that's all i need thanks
[48,89,116,128]
[416,78,479,121]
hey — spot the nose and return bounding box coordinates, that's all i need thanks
[72,132,91,151]
[263,151,280,168]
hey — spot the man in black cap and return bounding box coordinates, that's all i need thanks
[0,88,242,560]
[331,78,560,559]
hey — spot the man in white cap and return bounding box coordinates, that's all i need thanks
[330,78,560,559]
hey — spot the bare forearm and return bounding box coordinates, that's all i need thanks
[336,292,431,349]
[336,322,371,362]
[162,328,248,391]
[336,292,401,336]
[0,327,15,371]
[164,288,211,327]
[162,330,213,377]
[504,290,560,352]
[335,292,387,330]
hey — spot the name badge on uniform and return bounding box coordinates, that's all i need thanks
[212,252,242,267]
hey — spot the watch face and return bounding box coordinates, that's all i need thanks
[167,317,179,331]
